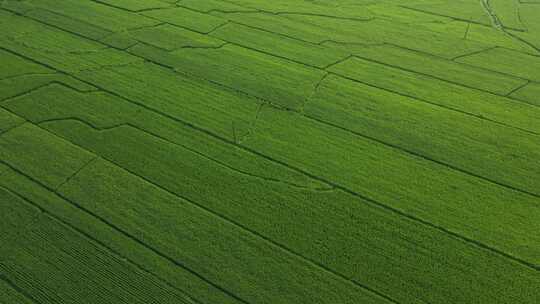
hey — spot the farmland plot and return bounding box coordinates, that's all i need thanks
[1,1,539,303]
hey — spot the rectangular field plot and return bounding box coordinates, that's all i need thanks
[456,47,540,82]
[328,56,540,134]
[350,44,527,95]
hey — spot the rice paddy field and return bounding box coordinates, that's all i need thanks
[0,0,539,303]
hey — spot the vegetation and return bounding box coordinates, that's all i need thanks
[1,0,539,303]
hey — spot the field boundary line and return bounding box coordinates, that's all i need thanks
[452,46,500,60]
[0,80,94,104]
[179,0,375,23]
[87,0,176,13]
[54,156,99,191]
[506,80,531,96]
[0,72,57,81]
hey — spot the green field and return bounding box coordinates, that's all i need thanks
[1,0,539,303]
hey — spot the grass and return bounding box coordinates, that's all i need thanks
[0,0,539,303]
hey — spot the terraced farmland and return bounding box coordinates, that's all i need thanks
[1,0,539,303]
